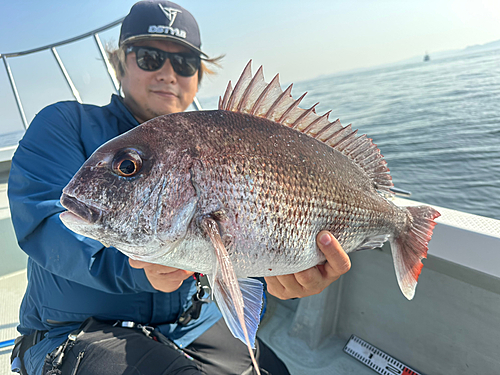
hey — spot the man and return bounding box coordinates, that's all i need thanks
[8,1,351,374]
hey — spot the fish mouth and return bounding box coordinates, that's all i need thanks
[60,194,103,224]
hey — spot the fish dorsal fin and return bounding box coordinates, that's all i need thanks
[219,60,393,193]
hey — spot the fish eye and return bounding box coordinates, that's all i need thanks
[112,149,143,177]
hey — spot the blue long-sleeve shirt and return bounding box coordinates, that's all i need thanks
[8,95,221,374]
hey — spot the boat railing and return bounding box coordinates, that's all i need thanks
[1,17,125,130]
[0,17,202,162]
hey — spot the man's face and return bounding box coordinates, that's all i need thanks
[120,39,199,123]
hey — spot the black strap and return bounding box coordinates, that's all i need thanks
[178,273,211,326]
[11,330,48,375]
[43,328,82,375]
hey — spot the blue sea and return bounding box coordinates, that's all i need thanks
[292,48,500,220]
[1,48,499,220]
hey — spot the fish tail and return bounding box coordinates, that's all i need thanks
[390,205,441,300]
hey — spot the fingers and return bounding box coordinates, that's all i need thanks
[266,231,350,300]
[316,231,351,279]
[129,259,187,275]
[129,259,194,293]
[265,275,300,300]
[129,258,151,269]
[265,267,324,300]
[147,268,194,293]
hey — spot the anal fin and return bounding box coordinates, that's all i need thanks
[355,234,391,251]
[201,217,263,375]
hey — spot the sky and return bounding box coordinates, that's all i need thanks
[1,0,499,135]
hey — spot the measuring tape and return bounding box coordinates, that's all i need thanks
[343,335,423,375]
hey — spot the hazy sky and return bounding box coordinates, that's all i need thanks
[1,0,499,133]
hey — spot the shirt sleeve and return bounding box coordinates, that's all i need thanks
[8,103,156,294]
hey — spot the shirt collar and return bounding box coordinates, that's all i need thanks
[107,94,140,131]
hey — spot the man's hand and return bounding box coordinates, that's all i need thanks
[265,231,351,300]
[129,259,194,293]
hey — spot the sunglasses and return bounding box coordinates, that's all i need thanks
[125,46,201,77]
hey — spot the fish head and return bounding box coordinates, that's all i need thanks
[60,120,199,262]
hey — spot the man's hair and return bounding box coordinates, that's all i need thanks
[106,44,223,86]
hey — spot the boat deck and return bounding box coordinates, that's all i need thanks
[0,169,27,374]
[0,271,26,374]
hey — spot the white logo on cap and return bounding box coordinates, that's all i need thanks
[148,4,187,39]
[159,5,182,27]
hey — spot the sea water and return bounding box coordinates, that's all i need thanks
[293,48,500,220]
[1,49,499,219]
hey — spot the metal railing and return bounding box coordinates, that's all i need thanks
[0,17,203,163]
[0,17,125,130]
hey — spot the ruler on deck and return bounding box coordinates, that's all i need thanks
[343,335,423,375]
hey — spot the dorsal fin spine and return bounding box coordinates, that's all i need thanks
[221,61,394,193]
[278,92,307,124]
[302,111,328,134]
[264,84,293,120]
[361,155,383,169]
[250,74,280,116]
[314,112,336,139]
[350,137,372,159]
[327,125,354,148]
[319,119,343,141]
[237,65,265,112]
[323,119,343,142]
[335,129,358,151]
[291,103,318,130]
[343,135,367,156]
[220,81,233,110]
[227,61,252,110]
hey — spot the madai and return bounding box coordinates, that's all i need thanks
[60,61,441,374]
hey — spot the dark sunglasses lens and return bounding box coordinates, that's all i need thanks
[136,48,164,71]
[170,54,200,77]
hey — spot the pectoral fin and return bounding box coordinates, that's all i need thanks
[207,275,263,349]
[201,217,262,375]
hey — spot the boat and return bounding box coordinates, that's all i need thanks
[424,52,430,61]
[1,21,500,375]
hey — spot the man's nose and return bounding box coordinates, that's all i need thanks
[156,58,177,83]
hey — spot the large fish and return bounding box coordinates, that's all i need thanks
[60,61,440,372]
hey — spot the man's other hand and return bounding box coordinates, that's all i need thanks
[265,231,351,300]
[129,259,194,293]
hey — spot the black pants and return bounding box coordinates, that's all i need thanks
[42,318,289,375]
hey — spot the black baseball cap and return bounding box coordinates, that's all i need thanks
[119,1,207,57]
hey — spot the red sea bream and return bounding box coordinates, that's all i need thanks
[60,61,440,373]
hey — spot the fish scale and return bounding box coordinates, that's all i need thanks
[60,61,440,375]
[171,111,399,276]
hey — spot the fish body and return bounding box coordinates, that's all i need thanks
[61,109,409,275]
[60,62,440,372]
